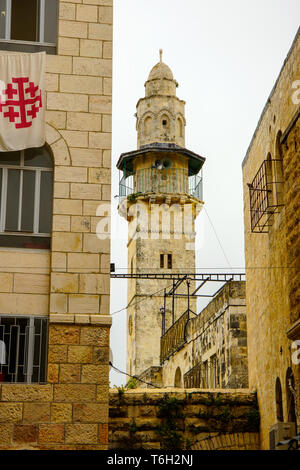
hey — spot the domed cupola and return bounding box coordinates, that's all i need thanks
[136,50,186,148]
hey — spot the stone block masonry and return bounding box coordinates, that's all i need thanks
[0,323,110,450]
[109,389,260,450]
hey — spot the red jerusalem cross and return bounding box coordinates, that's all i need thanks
[0,77,42,129]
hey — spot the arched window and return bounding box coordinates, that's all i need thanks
[161,114,170,132]
[0,145,53,249]
[177,117,183,138]
[286,368,297,424]
[275,377,283,422]
[174,367,182,388]
[144,116,152,136]
[274,130,284,206]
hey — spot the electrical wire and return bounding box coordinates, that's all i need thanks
[110,280,175,316]
[203,206,233,270]
[109,361,161,389]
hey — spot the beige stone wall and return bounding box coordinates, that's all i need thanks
[242,29,300,449]
[109,388,260,450]
[161,282,248,389]
[0,0,113,449]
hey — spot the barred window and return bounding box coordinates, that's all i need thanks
[0,316,48,383]
[0,0,58,54]
[0,145,53,249]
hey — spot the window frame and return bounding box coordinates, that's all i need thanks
[0,149,53,240]
[0,314,48,384]
[0,0,57,54]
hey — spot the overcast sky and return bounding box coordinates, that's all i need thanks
[109,0,300,386]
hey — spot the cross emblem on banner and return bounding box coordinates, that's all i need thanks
[0,77,43,129]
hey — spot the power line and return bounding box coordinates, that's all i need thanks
[203,206,233,270]
[109,361,161,389]
[110,281,174,316]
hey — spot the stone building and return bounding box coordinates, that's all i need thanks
[117,56,249,392]
[0,0,112,449]
[117,53,205,379]
[242,27,300,449]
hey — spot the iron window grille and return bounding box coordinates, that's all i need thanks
[0,146,53,249]
[248,159,284,233]
[0,315,48,383]
[0,0,58,54]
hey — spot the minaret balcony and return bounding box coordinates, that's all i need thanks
[119,167,203,201]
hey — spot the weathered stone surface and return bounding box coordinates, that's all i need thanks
[39,424,65,444]
[73,403,107,423]
[1,385,53,402]
[65,424,98,444]
[54,384,96,402]
[13,425,38,443]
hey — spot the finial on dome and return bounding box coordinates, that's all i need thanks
[159,49,163,63]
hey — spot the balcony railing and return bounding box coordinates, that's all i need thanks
[160,310,189,363]
[184,362,202,388]
[119,167,203,200]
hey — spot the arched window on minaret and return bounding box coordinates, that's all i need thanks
[161,114,170,132]
[177,117,183,138]
[144,116,152,136]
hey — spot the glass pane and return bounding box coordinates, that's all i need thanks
[21,170,35,232]
[0,151,21,166]
[5,169,20,231]
[39,171,53,233]
[44,0,58,44]
[0,0,6,39]
[11,0,38,42]
[24,147,53,168]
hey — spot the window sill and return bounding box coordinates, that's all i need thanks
[0,39,56,55]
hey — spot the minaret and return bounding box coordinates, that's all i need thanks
[117,52,205,381]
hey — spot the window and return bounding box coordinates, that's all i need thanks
[0,145,53,249]
[248,157,284,233]
[0,315,48,383]
[0,0,58,54]
[275,377,283,422]
[160,253,164,268]
[167,253,172,269]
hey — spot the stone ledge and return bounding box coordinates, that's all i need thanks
[286,318,300,340]
[49,314,112,326]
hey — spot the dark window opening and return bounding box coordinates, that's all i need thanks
[160,254,164,268]
[275,377,283,422]
[162,120,167,126]
[0,316,48,384]
[0,0,58,54]
[167,253,172,269]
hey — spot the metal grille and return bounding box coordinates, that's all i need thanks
[0,316,48,383]
[119,167,203,201]
[248,159,284,233]
[160,310,189,363]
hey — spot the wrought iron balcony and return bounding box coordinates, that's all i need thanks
[119,167,203,201]
[160,310,189,363]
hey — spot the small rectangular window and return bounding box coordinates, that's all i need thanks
[0,316,48,384]
[160,254,164,268]
[167,254,172,269]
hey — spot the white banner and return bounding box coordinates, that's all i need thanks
[0,52,46,152]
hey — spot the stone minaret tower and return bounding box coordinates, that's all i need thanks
[117,52,205,382]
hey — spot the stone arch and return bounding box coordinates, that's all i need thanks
[174,367,182,388]
[275,377,283,422]
[161,113,170,132]
[274,130,284,206]
[45,122,71,166]
[176,116,183,138]
[285,367,297,424]
[144,115,153,136]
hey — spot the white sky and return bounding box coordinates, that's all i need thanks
[109,0,300,386]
